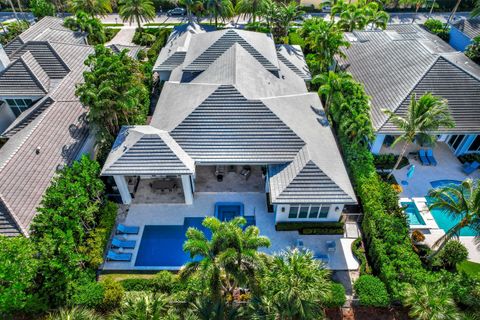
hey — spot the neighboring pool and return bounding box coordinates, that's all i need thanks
[215,202,244,221]
[430,179,462,188]
[401,202,426,226]
[427,180,475,236]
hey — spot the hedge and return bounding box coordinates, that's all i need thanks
[275,221,344,235]
[324,282,347,308]
[119,271,176,293]
[351,237,371,275]
[354,275,390,307]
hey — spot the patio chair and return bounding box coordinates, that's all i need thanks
[116,224,140,235]
[111,237,136,249]
[106,250,132,262]
[418,149,430,166]
[326,240,336,252]
[463,161,480,175]
[426,149,437,166]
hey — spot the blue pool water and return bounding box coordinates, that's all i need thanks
[401,202,426,226]
[136,202,255,267]
[430,179,462,188]
[427,179,475,236]
[215,202,244,221]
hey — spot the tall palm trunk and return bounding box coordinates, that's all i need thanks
[8,0,19,22]
[387,141,409,179]
[428,0,437,18]
[412,2,420,23]
[446,0,461,24]
[136,14,142,29]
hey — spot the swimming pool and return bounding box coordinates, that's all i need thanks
[214,202,244,221]
[430,180,462,188]
[401,202,426,226]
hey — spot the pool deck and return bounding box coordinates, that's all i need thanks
[102,192,359,271]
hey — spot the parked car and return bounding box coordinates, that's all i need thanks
[322,6,331,13]
[167,8,186,16]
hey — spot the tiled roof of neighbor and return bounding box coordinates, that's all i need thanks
[102,126,194,176]
[452,17,480,39]
[106,27,356,205]
[0,17,91,236]
[339,25,480,134]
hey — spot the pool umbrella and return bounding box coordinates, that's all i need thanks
[402,165,415,185]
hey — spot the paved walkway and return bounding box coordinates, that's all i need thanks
[106,26,136,46]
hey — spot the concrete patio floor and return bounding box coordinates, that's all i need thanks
[103,192,359,271]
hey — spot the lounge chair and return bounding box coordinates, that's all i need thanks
[111,237,136,249]
[107,250,132,262]
[326,240,336,252]
[418,149,430,166]
[116,224,140,235]
[463,161,480,175]
[426,149,437,166]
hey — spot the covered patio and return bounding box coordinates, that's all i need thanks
[194,165,265,193]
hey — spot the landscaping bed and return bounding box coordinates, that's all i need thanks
[275,221,344,234]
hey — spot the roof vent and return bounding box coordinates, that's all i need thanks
[35,147,41,155]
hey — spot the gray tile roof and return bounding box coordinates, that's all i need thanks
[452,17,480,39]
[102,126,194,176]
[0,17,93,236]
[339,26,480,133]
[182,29,279,73]
[106,28,356,205]
[0,51,49,96]
[107,44,144,59]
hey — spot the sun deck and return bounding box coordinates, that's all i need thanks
[102,192,359,271]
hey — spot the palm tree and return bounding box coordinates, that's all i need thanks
[111,292,171,320]
[69,0,112,17]
[472,0,480,17]
[235,0,268,24]
[337,5,368,32]
[330,0,347,22]
[313,71,351,114]
[64,11,106,45]
[205,0,234,28]
[428,179,480,253]
[255,249,332,320]
[118,0,156,29]
[446,0,462,24]
[382,93,455,179]
[45,307,103,320]
[181,216,270,304]
[403,284,460,320]
[364,2,389,30]
[298,18,350,74]
[179,0,203,23]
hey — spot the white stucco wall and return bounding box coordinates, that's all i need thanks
[0,103,16,134]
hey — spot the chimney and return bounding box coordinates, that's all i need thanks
[0,44,10,72]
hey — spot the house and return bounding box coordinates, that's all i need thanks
[0,17,94,236]
[102,27,356,227]
[337,24,480,156]
[450,17,480,51]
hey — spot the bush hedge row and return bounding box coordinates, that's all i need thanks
[275,221,344,235]
[351,237,371,275]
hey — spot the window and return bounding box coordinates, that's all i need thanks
[288,205,330,219]
[289,206,299,219]
[5,98,34,117]
[468,135,480,152]
[299,206,309,218]
[448,135,465,151]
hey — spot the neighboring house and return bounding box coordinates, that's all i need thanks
[450,17,480,52]
[103,26,356,226]
[0,17,95,236]
[338,24,480,156]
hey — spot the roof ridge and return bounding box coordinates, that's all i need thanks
[439,54,480,82]
[19,51,50,93]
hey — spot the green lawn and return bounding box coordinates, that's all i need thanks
[457,261,480,276]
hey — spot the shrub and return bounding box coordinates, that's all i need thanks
[373,153,409,170]
[411,230,425,243]
[137,49,147,61]
[275,221,344,234]
[100,278,124,312]
[324,282,346,308]
[119,272,176,293]
[466,36,480,64]
[105,28,120,42]
[351,237,371,275]
[439,240,469,270]
[423,19,449,41]
[354,275,390,307]
[288,31,305,46]
[458,153,480,164]
[70,281,104,309]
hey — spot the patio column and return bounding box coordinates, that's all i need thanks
[181,175,193,205]
[114,175,132,205]
[370,134,385,154]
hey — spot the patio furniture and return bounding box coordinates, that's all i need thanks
[151,180,177,192]
[111,237,136,249]
[418,149,430,166]
[215,165,225,182]
[463,161,480,175]
[426,149,437,166]
[116,224,140,235]
[326,240,336,252]
[106,250,132,262]
[240,165,251,180]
